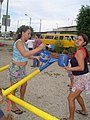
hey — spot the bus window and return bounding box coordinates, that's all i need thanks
[59,36,63,40]
[54,36,58,40]
[71,35,77,40]
[65,36,71,40]
[40,35,44,39]
[45,35,54,39]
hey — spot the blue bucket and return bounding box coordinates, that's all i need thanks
[51,45,55,51]
[40,50,50,63]
[58,54,69,67]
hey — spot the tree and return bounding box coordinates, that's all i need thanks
[76,5,90,41]
[9,31,14,37]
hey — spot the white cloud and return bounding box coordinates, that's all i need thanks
[1,0,90,32]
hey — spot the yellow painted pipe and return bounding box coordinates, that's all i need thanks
[3,91,60,120]
[3,69,40,96]
[0,65,9,72]
[1,65,60,120]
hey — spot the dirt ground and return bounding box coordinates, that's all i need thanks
[0,39,90,120]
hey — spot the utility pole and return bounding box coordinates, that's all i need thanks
[5,0,9,38]
[29,17,31,28]
[0,0,3,32]
[0,0,3,19]
[39,19,42,33]
[0,0,3,18]
[25,14,31,28]
[17,20,19,29]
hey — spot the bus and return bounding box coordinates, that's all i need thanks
[40,33,77,48]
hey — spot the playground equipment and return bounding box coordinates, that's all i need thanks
[0,64,9,72]
[2,89,59,120]
[2,58,57,96]
[0,57,61,120]
[0,50,69,120]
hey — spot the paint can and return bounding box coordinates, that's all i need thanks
[40,50,50,63]
[58,54,69,67]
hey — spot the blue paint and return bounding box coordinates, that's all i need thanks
[58,54,69,67]
[39,58,57,71]
[40,50,50,63]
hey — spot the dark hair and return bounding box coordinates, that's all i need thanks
[16,25,30,41]
[35,33,41,38]
[78,33,89,59]
[78,33,89,46]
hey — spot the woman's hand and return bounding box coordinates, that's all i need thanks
[34,56,40,61]
[0,88,3,104]
[30,56,40,61]
[63,65,70,71]
[0,95,4,104]
[39,43,46,49]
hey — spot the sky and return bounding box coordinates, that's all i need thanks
[1,0,90,32]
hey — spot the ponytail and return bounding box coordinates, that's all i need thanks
[15,32,22,41]
[15,25,30,42]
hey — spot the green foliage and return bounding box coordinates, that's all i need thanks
[0,33,2,37]
[9,31,14,37]
[76,5,90,41]
[67,47,77,55]
[54,40,64,53]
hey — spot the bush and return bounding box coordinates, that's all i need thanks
[67,47,77,55]
[54,40,64,53]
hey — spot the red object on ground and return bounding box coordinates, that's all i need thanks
[0,43,5,47]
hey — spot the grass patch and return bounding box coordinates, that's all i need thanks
[44,71,61,77]
[53,73,61,76]
[8,48,13,52]
[43,71,52,76]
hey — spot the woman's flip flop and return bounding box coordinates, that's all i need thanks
[61,118,70,120]
[75,110,88,116]
[11,109,23,114]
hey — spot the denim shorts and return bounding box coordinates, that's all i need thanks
[8,63,26,83]
[72,72,90,94]
[0,110,4,118]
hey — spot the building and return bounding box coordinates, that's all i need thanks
[38,25,77,34]
[0,0,3,18]
[53,25,77,34]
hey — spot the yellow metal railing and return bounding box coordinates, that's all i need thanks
[0,65,60,120]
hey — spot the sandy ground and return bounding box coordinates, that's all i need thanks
[0,39,90,120]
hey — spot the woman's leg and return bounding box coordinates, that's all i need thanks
[76,94,87,113]
[0,110,6,120]
[37,53,40,67]
[20,82,27,100]
[0,115,7,120]
[68,90,82,120]
[0,110,13,120]
[37,59,40,67]
[10,78,23,114]
[10,77,18,111]
[0,115,13,120]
